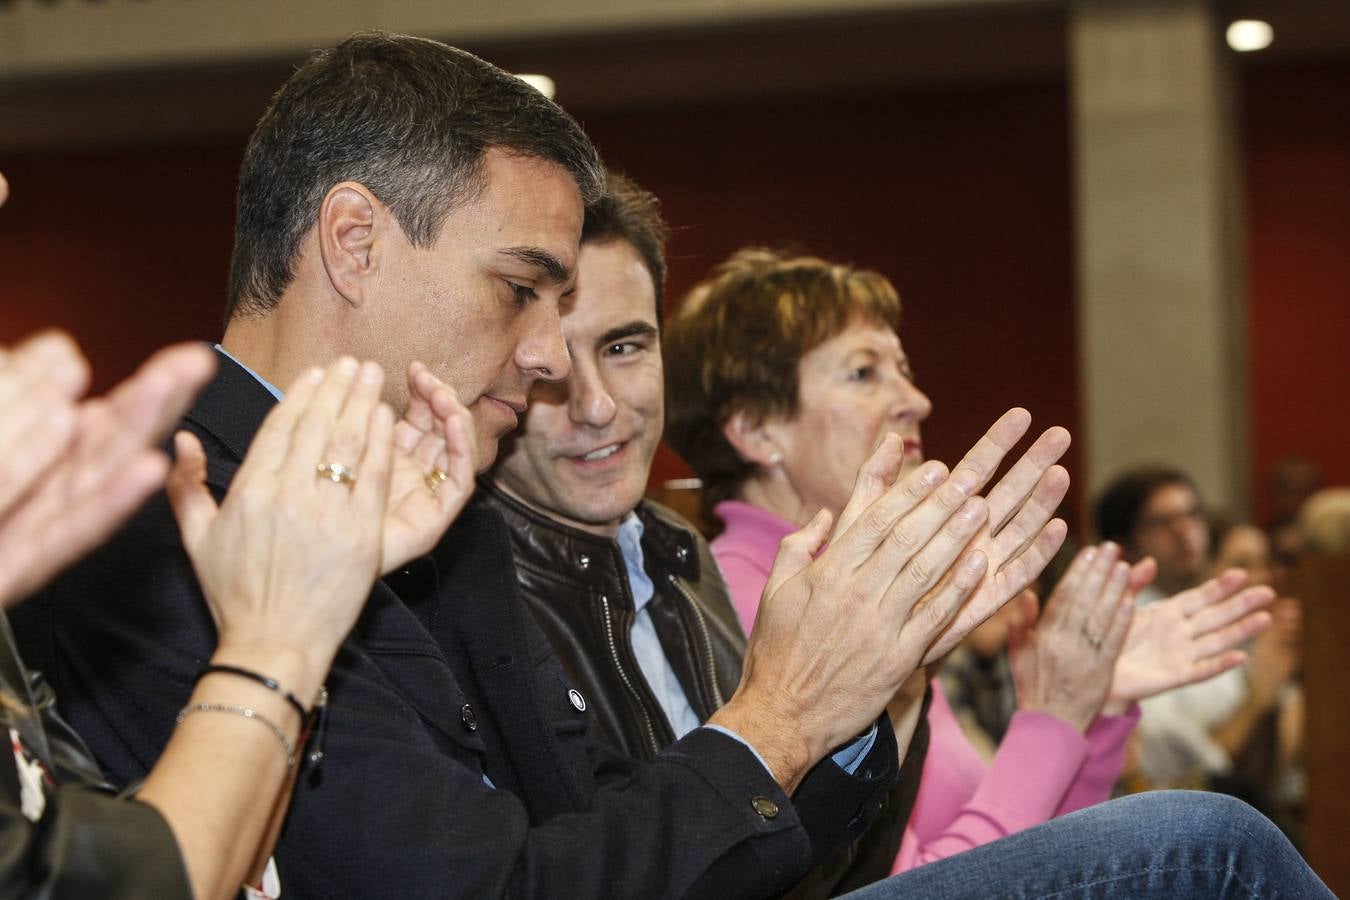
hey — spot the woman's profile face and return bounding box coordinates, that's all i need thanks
[1212,524,1273,587]
[770,318,932,518]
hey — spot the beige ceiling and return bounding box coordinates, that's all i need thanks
[0,0,1345,151]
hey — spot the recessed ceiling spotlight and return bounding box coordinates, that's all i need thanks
[516,74,556,100]
[1227,20,1273,52]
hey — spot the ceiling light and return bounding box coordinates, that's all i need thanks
[1227,20,1273,52]
[516,74,556,100]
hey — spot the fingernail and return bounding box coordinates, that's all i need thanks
[338,356,359,375]
[31,332,67,357]
[922,463,945,485]
[361,361,382,383]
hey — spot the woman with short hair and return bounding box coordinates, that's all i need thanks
[664,247,1273,872]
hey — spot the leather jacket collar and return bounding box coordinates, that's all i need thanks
[476,478,745,759]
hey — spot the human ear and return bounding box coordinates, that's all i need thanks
[317,182,379,307]
[722,409,784,468]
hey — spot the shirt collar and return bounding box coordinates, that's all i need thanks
[213,343,284,401]
[616,512,654,612]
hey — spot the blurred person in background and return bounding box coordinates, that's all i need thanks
[1268,456,1325,570]
[1212,519,1306,841]
[1095,467,1209,602]
[1295,487,1350,556]
[663,248,1273,874]
[1098,469,1304,838]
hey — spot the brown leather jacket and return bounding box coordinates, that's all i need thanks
[477,479,744,758]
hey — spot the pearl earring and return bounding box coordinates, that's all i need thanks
[769,452,783,465]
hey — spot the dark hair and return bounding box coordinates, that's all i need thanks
[226,32,604,319]
[663,248,902,522]
[581,171,670,318]
[1093,465,1199,547]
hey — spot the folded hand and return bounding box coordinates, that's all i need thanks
[381,362,477,573]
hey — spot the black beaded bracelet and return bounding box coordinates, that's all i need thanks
[199,663,309,722]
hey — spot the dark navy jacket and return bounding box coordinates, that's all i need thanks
[13,350,899,900]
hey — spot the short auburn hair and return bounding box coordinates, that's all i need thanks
[663,248,903,521]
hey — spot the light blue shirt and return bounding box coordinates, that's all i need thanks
[617,514,703,738]
[615,514,877,777]
[214,344,284,400]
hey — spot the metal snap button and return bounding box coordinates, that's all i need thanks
[460,703,478,732]
[568,689,587,712]
[751,795,779,819]
[675,545,689,562]
[577,553,590,570]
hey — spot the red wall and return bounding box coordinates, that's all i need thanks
[1242,58,1350,522]
[578,80,1083,526]
[0,143,242,390]
[4,64,1345,535]
[3,78,1082,528]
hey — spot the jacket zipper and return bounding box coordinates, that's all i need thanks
[600,593,663,756]
[667,574,724,710]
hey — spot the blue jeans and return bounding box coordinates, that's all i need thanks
[843,791,1332,899]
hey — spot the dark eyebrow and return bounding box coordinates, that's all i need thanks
[597,321,658,348]
[501,246,572,284]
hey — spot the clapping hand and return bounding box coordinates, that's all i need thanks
[0,334,214,605]
[830,408,1072,664]
[1007,544,1149,731]
[168,358,394,689]
[718,435,992,790]
[380,361,478,574]
[1106,567,1274,712]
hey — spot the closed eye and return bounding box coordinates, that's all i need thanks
[507,281,538,305]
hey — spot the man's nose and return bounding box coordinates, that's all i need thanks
[568,361,618,428]
[518,304,572,384]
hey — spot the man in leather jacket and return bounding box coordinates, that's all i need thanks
[485,173,926,894]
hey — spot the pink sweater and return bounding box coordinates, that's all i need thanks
[710,500,1139,873]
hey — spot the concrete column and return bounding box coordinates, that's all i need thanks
[1069,0,1249,516]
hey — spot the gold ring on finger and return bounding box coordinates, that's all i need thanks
[316,461,357,486]
[424,467,449,493]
